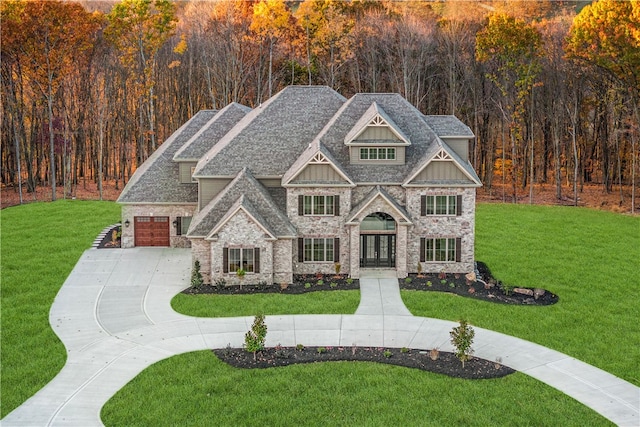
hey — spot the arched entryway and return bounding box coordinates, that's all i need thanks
[360,212,396,268]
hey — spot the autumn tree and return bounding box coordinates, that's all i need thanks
[250,0,292,99]
[106,0,177,164]
[567,0,640,212]
[476,13,542,203]
[1,0,101,201]
[296,0,354,89]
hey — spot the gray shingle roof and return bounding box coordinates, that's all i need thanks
[173,103,251,162]
[422,115,474,137]
[117,110,217,204]
[193,86,346,177]
[188,168,296,238]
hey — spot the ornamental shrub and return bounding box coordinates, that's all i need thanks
[244,314,267,361]
[191,260,203,289]
[450,319,475,368]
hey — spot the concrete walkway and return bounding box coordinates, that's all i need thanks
[2,248,638,426]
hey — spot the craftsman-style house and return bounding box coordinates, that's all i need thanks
[118,86,482,284]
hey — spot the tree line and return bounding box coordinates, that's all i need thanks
[1,0,638,211]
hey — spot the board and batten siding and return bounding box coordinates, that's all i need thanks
[179,162,197,183]
[349,146,405,165]
[199,178,232,209]
[259,178,281,187]
[415,161,469,182]
[291,164,346,184]
[355,126,400,141]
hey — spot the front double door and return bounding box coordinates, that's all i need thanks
[360,234,396,268]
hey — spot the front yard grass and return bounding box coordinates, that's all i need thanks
[172,290,360,317]
[101,350,610,426]
[0,200,121,418]
[402,204,640,386]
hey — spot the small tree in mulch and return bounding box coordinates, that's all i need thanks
[236,268,246,289]
[245,314,267,361]
[191,260,204,290]
[450,319,475,368]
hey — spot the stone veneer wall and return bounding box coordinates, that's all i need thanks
[191,238,211,283]
[405,187,476,274]
[208,210,274,285]
[120,204,196,249]
[287,187,352,276]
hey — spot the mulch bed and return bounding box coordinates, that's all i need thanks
[214,345,515,379]
[400,262,558,306]
[183,274,360,295]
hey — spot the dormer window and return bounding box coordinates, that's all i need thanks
[360,147,396,161]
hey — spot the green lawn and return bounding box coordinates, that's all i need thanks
[101,350,611,426]
[172,290,360,316]
[1,202,636,425]
[0,200,121,418]
[402,204,640,386]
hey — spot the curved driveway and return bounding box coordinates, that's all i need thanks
[2,248,638,426]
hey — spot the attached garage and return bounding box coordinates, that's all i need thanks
[134,216,170,247]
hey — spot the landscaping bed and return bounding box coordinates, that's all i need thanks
[401,262,558,306]
[214,345,514,380]
[182,274,360,295]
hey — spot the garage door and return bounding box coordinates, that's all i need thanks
[134,216,170,247]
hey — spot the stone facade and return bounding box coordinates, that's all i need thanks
[120,204,196,249]
[287,187,352,276]
[207,210,275,286]
[405,187,476,274]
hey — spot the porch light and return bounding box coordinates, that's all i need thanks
[124,219,130,228]
[173,219,178,227]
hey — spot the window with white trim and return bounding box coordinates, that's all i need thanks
[359,147,396,160]
[425,195,457,216]
[303,195,335,216]
[303,238,334,262]
[422,238,457,262]
[228,248,255,273]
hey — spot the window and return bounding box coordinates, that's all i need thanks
[227,248,255,273]
[175,216,192,236]
[422,195,459,216]
[421,238,461,263]
[303,238,334,262]
[302,195,335,216]
[360,147,396,161]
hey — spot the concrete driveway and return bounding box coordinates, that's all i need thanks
[2,248,638,426]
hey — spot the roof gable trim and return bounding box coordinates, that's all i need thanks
[404,147,481,186]
[205,197,277,241]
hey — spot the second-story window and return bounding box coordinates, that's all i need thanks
[359,147,396,160]
[303,195,335,215]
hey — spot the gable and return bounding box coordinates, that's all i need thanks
[291,164,348,184]
[283,147,354,187]
[405,147,482,187]
[206,199,276,241]
[344,102,411,146]
[415,160,471,182]
[354,125,401,142]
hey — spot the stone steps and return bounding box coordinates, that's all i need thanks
[92,223,121,248]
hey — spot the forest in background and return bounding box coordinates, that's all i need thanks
[1,0,638,212]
